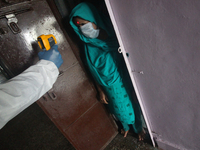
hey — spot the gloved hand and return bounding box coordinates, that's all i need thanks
[38,45,63,68]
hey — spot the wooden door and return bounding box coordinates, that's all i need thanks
[0,0,118,149]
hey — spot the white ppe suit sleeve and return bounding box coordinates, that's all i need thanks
[0,60,59,129]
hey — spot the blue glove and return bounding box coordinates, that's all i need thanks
[38,45,63,68]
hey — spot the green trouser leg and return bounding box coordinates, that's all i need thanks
[132,102,143,134]
[121,102,143,133]
[121,122,130,131]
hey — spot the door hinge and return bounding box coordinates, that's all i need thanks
[118,47,122,53]
[5,14,21,34]
[0,1,33,34]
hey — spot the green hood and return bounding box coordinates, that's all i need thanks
[69,2,118,50]
[69,2,121,86]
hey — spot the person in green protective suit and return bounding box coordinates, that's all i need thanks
[69,2,145,140]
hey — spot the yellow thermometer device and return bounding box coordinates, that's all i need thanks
[37,34,57,51]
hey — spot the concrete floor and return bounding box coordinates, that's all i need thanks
[105,134,158,150]
[0,103,158,150]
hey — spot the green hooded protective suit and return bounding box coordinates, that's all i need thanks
[69,2,142,133]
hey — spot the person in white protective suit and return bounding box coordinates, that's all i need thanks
[0,45,63,129]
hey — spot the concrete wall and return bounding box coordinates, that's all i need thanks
[106,0,200,149]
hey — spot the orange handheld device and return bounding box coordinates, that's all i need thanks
[37,34,57,51]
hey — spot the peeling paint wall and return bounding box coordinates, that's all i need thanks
[106,0,200,149]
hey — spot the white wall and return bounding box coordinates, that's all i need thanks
[106,0,200,149]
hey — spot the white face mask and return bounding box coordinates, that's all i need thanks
[80,22,100,39]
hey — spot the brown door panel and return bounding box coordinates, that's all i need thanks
[37,63,98,130]
[0,0,118,149]
[66,103,118,150]
[0,14,38,76]
[0,0,78,77]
